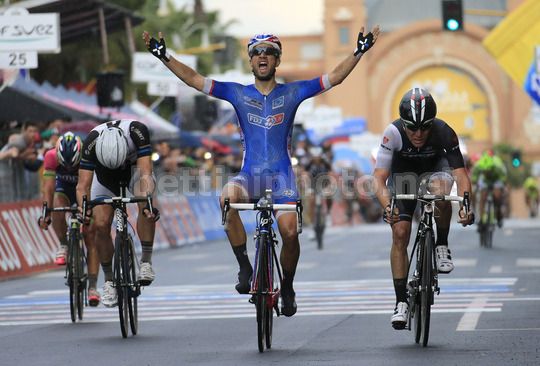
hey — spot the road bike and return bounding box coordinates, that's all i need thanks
[222,189,303,352]
[83,183,154,338]
[478,187,495,248]
[390,191,470,347]
[42,203,87,323]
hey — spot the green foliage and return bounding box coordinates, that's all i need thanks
[28,0,237,111]
[493,143,530,188]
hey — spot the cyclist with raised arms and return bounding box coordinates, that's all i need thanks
[373,88,474,330]
[38,132,101,306]
[143,25,380,316]
[76,120,159,308]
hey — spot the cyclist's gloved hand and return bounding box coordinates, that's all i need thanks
[37,216,51,230]
[353,25,380,56]
[76,207,92,225]
[383,204,399,224]
[146,34,170,62]
[143,206,160,222]
[458,207,475,226]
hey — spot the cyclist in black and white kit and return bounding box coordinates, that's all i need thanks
[373,88,474,330]
[76,120,159,308]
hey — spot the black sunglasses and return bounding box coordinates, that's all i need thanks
[250,46,280,57]
[403,120,433,132]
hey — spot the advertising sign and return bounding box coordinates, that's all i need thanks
[0,8,60,53]
[131,52,197,83]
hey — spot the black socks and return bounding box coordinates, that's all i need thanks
[393,278,408,304]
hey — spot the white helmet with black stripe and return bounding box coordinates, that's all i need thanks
[95,125,128,169]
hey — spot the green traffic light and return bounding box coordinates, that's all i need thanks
[446,19,459,31]
[512,158,521,167]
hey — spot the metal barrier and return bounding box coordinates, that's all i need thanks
[0,159,40,202]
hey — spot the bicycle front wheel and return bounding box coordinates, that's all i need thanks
[68,231,80,323]
[419,230,434,347]
[127,235,138,335]
[114,233,129,338]
[256,233,269,353]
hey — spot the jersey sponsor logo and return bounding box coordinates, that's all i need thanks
[130,125,145,142]
[282,189,295,198]
[247,113,285,129]
[380,144,391,151]
[243,96,263,110]
[272,96,284,109]
[383,136,389,144]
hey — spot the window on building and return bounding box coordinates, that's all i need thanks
[300,43,323,60]
[339,27,349,45]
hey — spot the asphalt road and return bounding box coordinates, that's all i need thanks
[2,219,540,366]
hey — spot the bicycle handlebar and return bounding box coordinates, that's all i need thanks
[391,191,471,216]
[41,202,79,217]
[81,193,153,222]
[221,197,303,233]
[394,194,463,202]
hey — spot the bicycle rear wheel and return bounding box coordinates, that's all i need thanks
[127,235,138,335]
[419,230,434,347]
[114,233,129,338]
[485,200,494,249]
[77,236,87,321]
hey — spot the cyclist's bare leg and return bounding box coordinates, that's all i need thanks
[478,190,487,224]
[136,200,156,260]
[83,223,99,287]
[390,220,411,323]
[493,187,504,223]
[93,205,114,281]
[390,221,411,280]
[220,183,251,293]
[277,211,300,316]
[52,194,69,255]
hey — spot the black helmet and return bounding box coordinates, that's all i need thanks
[399,88,436,131]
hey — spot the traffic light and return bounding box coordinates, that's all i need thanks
[511,150,522,167]
[442,0,463,31]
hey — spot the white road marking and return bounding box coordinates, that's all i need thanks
[516,258,540,267]
[0,278,517,327]
[489,265,503,274]
[456,296,488,331]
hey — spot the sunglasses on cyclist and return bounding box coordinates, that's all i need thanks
[250,46,280,57]
[402,120,433,132]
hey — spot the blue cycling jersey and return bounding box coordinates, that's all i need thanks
[203,76,332,202]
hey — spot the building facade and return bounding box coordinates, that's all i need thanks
[244,0,537,157]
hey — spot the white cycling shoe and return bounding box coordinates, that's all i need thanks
[101,281,118,308]
[138,262,155,286]
[391,302,408,330]
[436,246,454,273]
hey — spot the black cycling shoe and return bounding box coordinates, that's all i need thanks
[235,267,253,294]
[280,289,297,317]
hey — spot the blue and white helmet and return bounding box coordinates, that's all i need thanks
[247,34,282,56]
